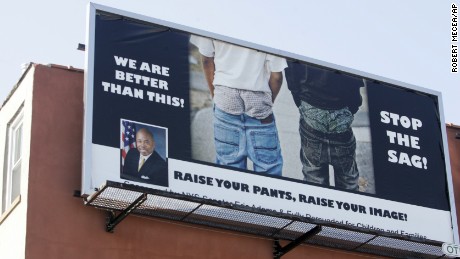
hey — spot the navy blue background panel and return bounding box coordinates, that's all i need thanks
[367,81,449,210]
[92,13,191,159]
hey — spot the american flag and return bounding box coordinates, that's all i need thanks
[121,121,136,164]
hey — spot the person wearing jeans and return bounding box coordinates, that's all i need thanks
[190,35,287,176]
[286,61,363,190]
[213,105,282,175]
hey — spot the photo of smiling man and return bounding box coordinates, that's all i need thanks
[120,120,168,187]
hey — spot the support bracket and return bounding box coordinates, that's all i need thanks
[273,225,322,258]
[106,193,147,232]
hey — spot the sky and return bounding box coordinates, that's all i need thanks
[1,0,459,124]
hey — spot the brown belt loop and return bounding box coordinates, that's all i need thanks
[260,114,274,124]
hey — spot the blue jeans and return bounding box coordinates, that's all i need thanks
[299,101,359,190]
[213,106,283,176]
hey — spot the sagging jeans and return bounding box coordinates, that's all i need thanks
[213,106,283,176]
[299,101,359,191]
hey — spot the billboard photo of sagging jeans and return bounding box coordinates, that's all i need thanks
[189,36,374,194]
[83,6,456,243]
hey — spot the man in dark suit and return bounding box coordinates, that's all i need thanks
[121,128,168,186]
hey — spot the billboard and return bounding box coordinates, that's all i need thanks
[82,4,457,243]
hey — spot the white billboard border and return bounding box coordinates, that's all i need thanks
[82,3,96,196]
[82,2,458,243]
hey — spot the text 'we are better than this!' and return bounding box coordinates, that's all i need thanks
[101,56,185,108]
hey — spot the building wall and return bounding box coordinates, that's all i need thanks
[0,65,35,259]
[5,63,459,258]
[447,124,460,233]
[21,64,382,259]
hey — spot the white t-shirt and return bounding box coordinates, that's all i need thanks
[190,35,287,92]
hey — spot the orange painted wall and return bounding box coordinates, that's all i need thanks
[21,64,384,258]
[447,124,460,234]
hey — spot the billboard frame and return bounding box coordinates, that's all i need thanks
[82,2,458,244]
[86,180,449,258]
